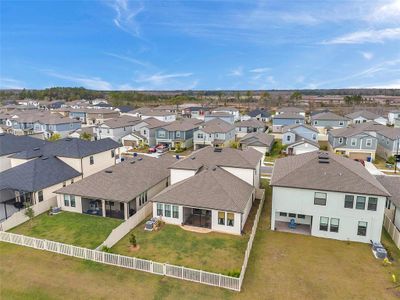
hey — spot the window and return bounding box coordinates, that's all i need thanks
[351,138,357,146]
[312,133,317,140]
[338,137,343,144]
[90,156,94,165]
[356,196,366,210]
[227,213,234,227]
[156,203,163,216]
[164,204,171,218]
[123,127,126,131]
[218,211,225,225]
[198,133,203,139]
[339,121,344,126]
[366,139,372,147]
[63,181,66,187]
[64,195,70,206]
[286,135,291,142]
[357,221,367,236]
[143,129,147,135]
[111,150,115,158]
[279,212,287,217]
[288,213,296,218]
[295,119,300,124]
[314,192,327,206]
[320,217,329,231]
[71,178,74,184]
[330,218,339,233]
[172,206,179,218]
[159,130,165,138]
[176,131,181,138]
[344,195,354,208]
[70,195,76,207]
[38,190,44,202]
[298,214,305,219]
[367,197,378,211]
[386,199,391,210]
[314,120,318,125]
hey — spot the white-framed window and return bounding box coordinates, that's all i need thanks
[176,131,181,138]
[38,190,44,202]
[339,121,344,126]
[159,130,166,138]
[330,218,339,233]
[295,119,300,124]
[198,133,203,139]
[356,196,366,210]
[64,195,70,206]
[319,217,329,231]
[227,213,234,227]
[367,197,377,211]
[314,192,327,206]
[314,120,318,125]
[366,139,372,147]
[357,221,367,236]
[157,203,163,216]
[312,133,317,140]
[164,204,171,217]
[172,206,179,218]
[218,211,225,225]
[70,195,76,207]
[338,137,343,144]
[351,138,357,146]
[90,156,94,165]
[286,135,291,142]
[344,195,354,208]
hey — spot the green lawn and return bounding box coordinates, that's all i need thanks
[1,182,400,299]
[9,211,122,249]
[111,222,248,275]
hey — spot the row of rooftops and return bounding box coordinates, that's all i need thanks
[329,121,400,140]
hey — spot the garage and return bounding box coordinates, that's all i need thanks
[349,152,371,161]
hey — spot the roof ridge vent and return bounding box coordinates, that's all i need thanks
[105,170,113,173]
[33,147,40,151]
[41,156,49,160]
[191,156,196,160]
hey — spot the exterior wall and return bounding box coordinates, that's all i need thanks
[282,132,296,145]
[311,119,348,129]
[193,128,235,149]
[241,193,254,227]
[290,143,319,155]
[142,114,176,122]
[10,157,34,168]
[152,202,183,225]
[271,186,386,243]
[388,112,400,125]
[0,154,12,172]
[272,118,304,132]
[57,194,83,213]
[211,210,242,235]
[221,166,255,186]
[96,126,133,142]
[377,133,399,158]
[170,168,197,185]
[204,115,234,124]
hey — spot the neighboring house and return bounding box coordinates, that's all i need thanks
[328,122,385,161]
[69,126,97,141]
[395,118,400,128]
[95,115,141,142]
[211,107,240,121]
[182,106,209,120]
[376,127,400,161]
[270,151,390,243]
[388,110,400,125]
[0,134,48,172]
[155,119,202,149]
[240,132,275,155]
[272,113,305,133]
[246,108,271,122]
[282,124,320,155]
[55,155,174,220]
[376,176,400,230]
[275,107,305,117]
[311,112,349,134]
[204,113,235,124]
[122,118,168,148]
[235,119,266,138]
[346,110,387,126]
[86,109,120,125]
[151,147,263,235]
[131,108,177,122]
[115,106,134,114]
[193,118,235,150]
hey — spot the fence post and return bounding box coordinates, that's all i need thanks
[218,274,221,287]
[163,263,166,275]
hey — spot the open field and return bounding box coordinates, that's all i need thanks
[9,211,122,249]
[1,183,399,299]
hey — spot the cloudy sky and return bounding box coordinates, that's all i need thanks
[1,0,400,90]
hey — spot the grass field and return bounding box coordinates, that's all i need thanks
[9,211,122,249]
[1,184,400,299]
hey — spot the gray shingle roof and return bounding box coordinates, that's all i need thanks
[311,112,349,121]
[271,151,390,197]
[235,119,266,128]
[160,119,201,131]
[375,176,400,207]
[240,133,274,147]
[141,117,168,129]
[171,146,263,171]
[329,121,386,138]
[345,110,379,120]
[282,124,319,133]
[101,115,141,129]
[0,133,48,156]
[248,109,271,118]
[56,155,175,202]
[151,166,254,213]
[274,112,305,120]
[377,127,400,140]
[199,118,234,133]
[0,156,81,193]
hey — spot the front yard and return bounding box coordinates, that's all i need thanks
[9,212,122,249]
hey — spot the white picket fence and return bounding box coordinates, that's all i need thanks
[383,214,400,249]
[0,231,241,291]
[98,202,153,249]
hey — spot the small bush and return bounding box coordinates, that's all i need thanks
[387,156,396,165]
[101,246,111,252]
[129,233,137,247]
[225,270,240,278]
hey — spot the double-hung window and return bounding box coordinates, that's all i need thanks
[366,139,372,147]
[38,190,44,202]
[111,150,115,158]
[89,156,94,165]
[320,217,329,231]
[172,206,179,218]
[164,205,171,217]
[351,138,357,146]
[330,218,339,233]
[156,203,163,216]
[279,212,287,217]
[227,213,234,227]
[70,195,76,207]
[64,195,70,206]
[356,196,366,210]
[344,195,354,208]
[314,192,327,206]
[218,211,225,225]
[367,197,377,211]
[357,221,367,236]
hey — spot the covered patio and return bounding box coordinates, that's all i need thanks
[81,197,136,220]
[183,207,212,229]
[275,220,312,235]
[0,188,34,221]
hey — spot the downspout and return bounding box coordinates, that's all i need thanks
[80,158,84,179]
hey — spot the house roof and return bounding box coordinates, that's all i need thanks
[116,106,134,113]
[271,151,390,197]
[11,138,120,159]
[142,110,175,116]
[248,109,271,118]
[205,112,233,118]
[0,156,81,193]
[171,146,263,171]
[377,127,400,140]
[240,132,274,147]
[0,133,48,156]
[212,107,239,112]
[273,112,305,120]
[160,119,201,131]
[277,107,304,113]
[101,115,141,129]
[151,166,254,213]
[311,112,348,121]
[376,176,400,207]
[141,117,168,129]
[345,110,380,120]
[55,155,175,202]
[286,136,320,148]
[282,124,319,133]
[235,119,265,128]
[329,121,386,138]
[199,118,234,134]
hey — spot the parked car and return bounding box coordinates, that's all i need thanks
[148,147,157,153]
[156,144,169,153]
[354,159,365,166]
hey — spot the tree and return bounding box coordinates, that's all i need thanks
[235,92,241,109]
[260,91,271,107]
[47,133,61,142]
[129,233,137,248]
[80,132,92,141]
[246,90,253,110]
[290,91,302,101]
[24,203,35,228]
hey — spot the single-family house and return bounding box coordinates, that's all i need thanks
[240,132,275,155]
[204,112,235,124]
[86,109,120,125]
[141,109,176,122]
[275,107,305,117]
[235,119,266,138]
[311,112,349,134]
[388,110,400,125]
[211,107,240,121]
[55,155,175,220]
[155,119,202,149]
[193,118,235,150]
[376,127,400,161]
[95,115,141,142]
[346,110,387,126]
[246,108,271,122]
[272,113,305,133]
[282,124,320,155]
[122,118,168,148]
[182,106,209,120]
[270,151,390,243]
[376,176,400,231]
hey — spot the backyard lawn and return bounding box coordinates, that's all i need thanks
[265,140,286,162]
[1,182,400,299]
[9,211,122,249]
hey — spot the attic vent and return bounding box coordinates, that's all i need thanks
[212,167,217,171]
[191,157,196,160]
[130,161,135,164]
[33,147,40,151]
[41,156,49,160]
[105,170,113,173]
[318,152,330,163]
[214,148,222,152]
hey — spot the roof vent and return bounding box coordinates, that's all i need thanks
[214,148,222,152]
[191,157,196,160]
[130,160,135,164]
[318,152,330,163]
[33,147,40,151]
[41,156,49,160]
[212,166,217,171]
[138,157,143,161]
[105,170,113,173]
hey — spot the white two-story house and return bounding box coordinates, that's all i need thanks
[193,118,235,150]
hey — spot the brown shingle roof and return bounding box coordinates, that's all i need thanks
[271,151,390,197]
[151,166,254,213]
[311,111,348,121]
[282,124,319,133]
[101,115,141,129]
[200,119,234,134]
[141,118,168,129]
[329,121,386,138]
[161,119,201,131]
[235,119,265,128]
[345,110,379,120]
[376,176,400,207]
[240,133,274,147]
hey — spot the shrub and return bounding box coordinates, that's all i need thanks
[225,270,241,278]
[387,156,396,165]
[129,233,137,247]
[101,245,111,252]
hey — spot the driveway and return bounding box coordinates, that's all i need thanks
[364,161,385,176]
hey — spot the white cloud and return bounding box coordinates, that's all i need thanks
[136,72,193,84]
[229,67,243,76]
[109,0,144,37]
[104,52,150,67]
[363,79,400,88]
[0,77,25,89]
[249,67,270,73]
[370,0,400,24]
[323,27,400,44]
[360,51,374,60]
[44,70,113,90]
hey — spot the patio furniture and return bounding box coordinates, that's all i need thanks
[288,219,297,229]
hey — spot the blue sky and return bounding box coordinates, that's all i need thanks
[1,0,400,90]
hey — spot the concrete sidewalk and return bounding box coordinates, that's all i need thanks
[364,161,385,176]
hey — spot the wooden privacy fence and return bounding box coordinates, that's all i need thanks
[383,214,400,249]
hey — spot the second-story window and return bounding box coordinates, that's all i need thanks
[344,195,354,208]
[339,121,344,126]
[367,197,377,211]
[90,156,94,165]
[356,196,366,210]
[314,192,327,206]
[351,138,357,146]
[366,139,372,147]
[176,131,181,138]
[338,137,343,144]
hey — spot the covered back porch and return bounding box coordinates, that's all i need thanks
[81,197,137,220]
[274,211,312,235]
[0,188,35,222]
[182,207,212,229]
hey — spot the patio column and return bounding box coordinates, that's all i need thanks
[101,200,106,217]
[124,202,128,220]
